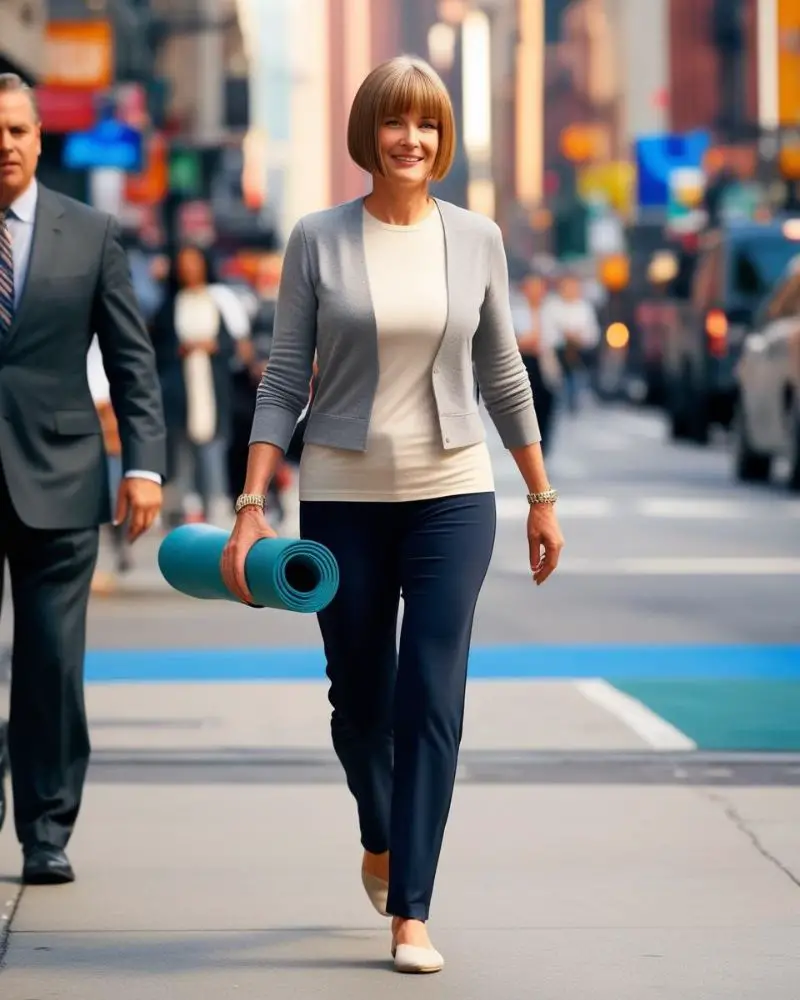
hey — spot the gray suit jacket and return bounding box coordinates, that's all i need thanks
[250,197,540,454]
[0,185,166,530]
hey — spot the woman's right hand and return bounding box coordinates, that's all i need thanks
[220,506,278,606]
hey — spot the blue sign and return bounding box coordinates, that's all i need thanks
[634,131,711,209]
[63,118,143,173]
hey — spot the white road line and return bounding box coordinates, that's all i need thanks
[497,556,800,575]
[636,498,745,519]
[494,496,800,521]
[575,679,697,751]
[495,497,614,520]
[627,421,668,441]
[493,456,588,481]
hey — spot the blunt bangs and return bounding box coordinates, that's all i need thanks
[347,56,456,181]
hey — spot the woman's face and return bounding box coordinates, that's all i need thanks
[377,109,439,186]
[177,248,207,288]
[559,276,581,302]
[523,276,546,306]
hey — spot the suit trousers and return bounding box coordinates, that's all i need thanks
[300,492,496,920]
[0,461,99,848]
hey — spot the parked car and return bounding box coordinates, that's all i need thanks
[733,256,800,490]
[662,218,800,443]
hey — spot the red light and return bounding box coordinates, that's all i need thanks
[706,309,728,356]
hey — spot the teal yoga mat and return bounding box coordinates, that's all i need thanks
[158,523,339,613]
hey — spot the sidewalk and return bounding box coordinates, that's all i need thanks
[1,685,799,998]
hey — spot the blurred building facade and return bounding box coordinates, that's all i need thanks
[10,0,797,267]
[0,0,47,83]
[668,0,759,140]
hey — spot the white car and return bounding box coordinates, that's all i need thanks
[733,261,800,490]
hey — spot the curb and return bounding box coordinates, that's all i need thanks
[0,884,23,972]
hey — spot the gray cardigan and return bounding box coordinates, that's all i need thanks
[249,197,541,453]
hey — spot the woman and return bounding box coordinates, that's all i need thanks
[221,56,564,974]
[514,270,562,454]
[540,271,600,413]
[151,246,239,527]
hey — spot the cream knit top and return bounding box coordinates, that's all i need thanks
[299,206,494,501]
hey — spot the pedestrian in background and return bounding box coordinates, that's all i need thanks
[228,255,282,519]
[0,73,165,885]
[87,335,132,593]
[221,56,564,973]
[541,271,601,413]
[151,245,247,527]
[513,270,562,454]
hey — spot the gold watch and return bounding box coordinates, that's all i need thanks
[235,493,266,514]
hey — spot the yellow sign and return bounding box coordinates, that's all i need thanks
[778,0,800,126]
[44,21,114,90]
[577,162,635,215]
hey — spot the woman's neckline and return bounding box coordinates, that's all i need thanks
[362,198,438,232]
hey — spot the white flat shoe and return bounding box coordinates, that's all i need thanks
[361,868,389,916]
[393,943,444,974]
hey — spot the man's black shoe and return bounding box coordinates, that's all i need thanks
[22,844,75,885]
[0,721,7,833]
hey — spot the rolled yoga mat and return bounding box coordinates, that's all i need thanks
[158,523,339,613]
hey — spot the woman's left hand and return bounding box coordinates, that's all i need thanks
[527,504,564,586]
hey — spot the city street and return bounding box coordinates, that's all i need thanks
[1,400,799,997]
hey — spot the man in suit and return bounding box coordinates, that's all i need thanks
[0,74,166,884]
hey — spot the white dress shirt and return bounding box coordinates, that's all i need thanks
[6,179,160,484]
[4,177,37,309]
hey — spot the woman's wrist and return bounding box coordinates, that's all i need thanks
[510,443,551,494]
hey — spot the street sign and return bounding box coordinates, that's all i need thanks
[63,118,143,173]
[634,131,711,209]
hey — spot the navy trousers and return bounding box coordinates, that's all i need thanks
[300,492,496,920]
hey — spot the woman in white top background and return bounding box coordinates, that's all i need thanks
[222,56,564,974]
[150,246,252,527]
[540,272,601,413]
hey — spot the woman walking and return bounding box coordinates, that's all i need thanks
[222,56,564,974]
[151,246,237,527]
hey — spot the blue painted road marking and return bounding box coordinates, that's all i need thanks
[84,644,800,683]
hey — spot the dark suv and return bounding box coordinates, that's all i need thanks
[662,219,800,443]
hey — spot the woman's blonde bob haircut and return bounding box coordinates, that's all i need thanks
[347,56,456,182]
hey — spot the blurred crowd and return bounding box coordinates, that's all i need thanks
[88,240,300,592]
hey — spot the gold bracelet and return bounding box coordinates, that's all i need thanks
[527,488,558,505]
[234,493,266,514]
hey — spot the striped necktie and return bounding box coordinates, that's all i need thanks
[0,209,14,337]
